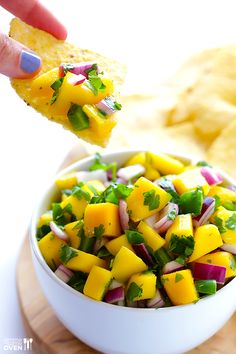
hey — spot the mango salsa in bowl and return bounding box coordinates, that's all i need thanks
[30,150,236,354]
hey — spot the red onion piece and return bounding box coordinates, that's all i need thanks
[155,178,177,193]
[67,74,86,86]
[147,290,165,308]
[55,265,73,283]
[144,213,159,228]
[49,221,68,241]
[132,243,153,266]
[93,237,107,254]
[59,62,98,78]
[105,286,125,304]
[137,300,147,308]
[220,244,236,255]
[109,279,123,290]
[163,260,184,274]
[154,203,178,233]
[117,164,145,181]
[76,169,107,183]
[96,100,115,116]
[193,197,215,227]
[193,262,226,284]
[227,185,236,192]
[119,200,129,231]
[201,167,223,186]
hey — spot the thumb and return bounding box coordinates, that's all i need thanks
[0,32,41,78]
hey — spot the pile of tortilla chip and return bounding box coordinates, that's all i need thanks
[111,46,236,181]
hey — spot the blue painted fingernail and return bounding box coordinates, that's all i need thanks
[20,50,41,74]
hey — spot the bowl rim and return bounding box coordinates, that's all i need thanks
[30,148,236,313]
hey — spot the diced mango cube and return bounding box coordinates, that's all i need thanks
[106,234,133,256]
[60,194,88,220]
[127,271,156,300]
[55,172,78,190]
[137,220,165,251]
[37,210,53,228]
[63,247,106,272]
[172,169,210,195]
[195,251,236,278]
[165,214,193,246]
[161,269,199,305]
[82,104,117,142]
[38,232,66,269]
[208,185,236,203]
[83,180,105,196]
[147,152,184,175]
[188,224,223,262]
[64,220,83,249]
[49,72,114,117]
[112,246,148,283]
[84,203,121,237]
[212,207,236,244]
[31,67,58,98]
[124,152,160,180]
[125,152,146,167]
[83,265,112,301]
[126,177,171,222]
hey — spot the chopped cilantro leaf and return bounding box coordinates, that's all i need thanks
[167,208,177,221]
[84,63,98,75]
[67,104,90,131]
[50,77,64,105]
[89,152,117,182]
[223,201,236,211]
[97,247,111,258]
[225,214,236,231]
[214,216,226,233]
[90,183,133,205]
[213,195,221,211]
[169,234,194,258]
[126,282,143,301]
[86,69,106,95]
[126,230,144,244]
[196,161,212,167]
[175,273,184,282]
[59,244,78,264]
[52,202,72,226]
[68,271,87,293]
[175,255,187,265]
[179,188,203,216]
[114,101,122,110]
[143,189,160,211]
[36,224,51,241]
[94,224,105,239]
[72,184,91,202]
[230,256,236,270]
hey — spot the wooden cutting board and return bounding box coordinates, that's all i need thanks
[16,143,236,354]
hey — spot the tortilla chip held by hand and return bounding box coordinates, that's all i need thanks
[10,18,126,147]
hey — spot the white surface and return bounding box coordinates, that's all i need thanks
[30,151,236,354]
[1,0,236,352]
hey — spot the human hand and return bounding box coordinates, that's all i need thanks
[0,0,67,78]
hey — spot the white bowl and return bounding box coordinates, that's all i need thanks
[30,149,236,354]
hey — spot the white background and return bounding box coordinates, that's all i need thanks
[1,0,236,352]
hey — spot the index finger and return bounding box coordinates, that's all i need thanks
[0,0,67,40]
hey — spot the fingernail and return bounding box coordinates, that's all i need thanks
[20,50,41,74]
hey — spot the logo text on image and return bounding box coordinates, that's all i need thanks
[3,338,33,351]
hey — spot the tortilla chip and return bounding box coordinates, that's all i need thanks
[9,18,126,147]
[160,45,236,136]
[207,120,236,180]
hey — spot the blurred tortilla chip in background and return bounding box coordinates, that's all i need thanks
[109,45,236,179]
